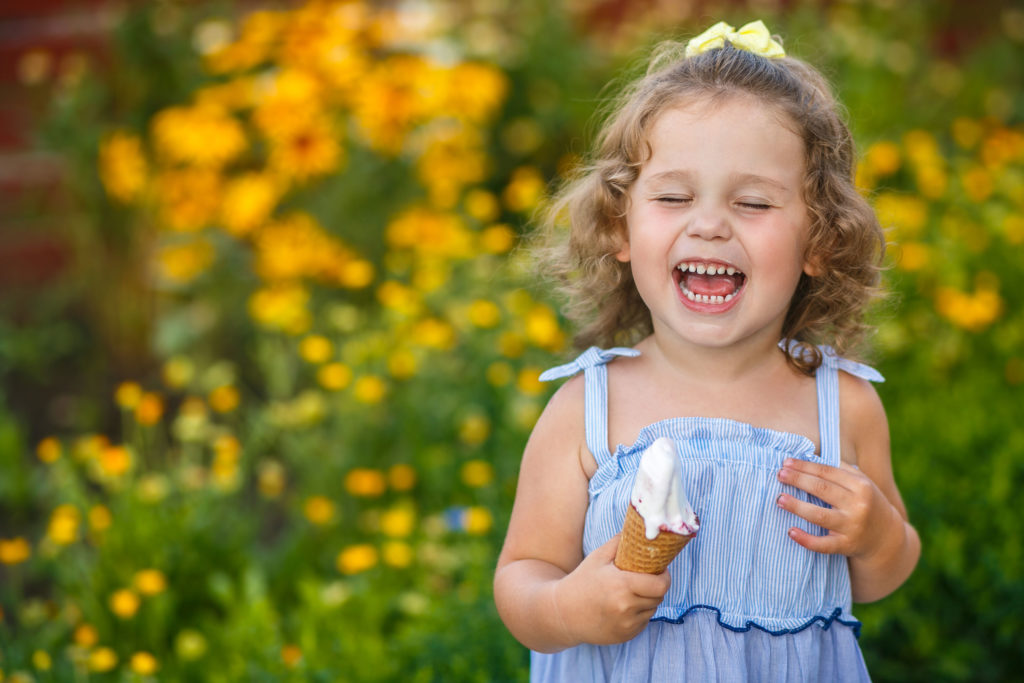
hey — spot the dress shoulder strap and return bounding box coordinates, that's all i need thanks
[813,346,885,467]
[539,346,640,466]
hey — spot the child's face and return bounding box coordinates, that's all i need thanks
[619,95,815,354]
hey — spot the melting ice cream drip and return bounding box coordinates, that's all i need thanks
[631,437,700,540]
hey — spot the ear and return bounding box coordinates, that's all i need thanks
[802,254,822,277]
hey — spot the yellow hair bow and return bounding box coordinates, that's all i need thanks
[685,20,785,59]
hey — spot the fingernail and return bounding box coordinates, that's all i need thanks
[782,458,795,467]
[776,494,787,507]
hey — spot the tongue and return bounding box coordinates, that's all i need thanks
[684,273,738,297]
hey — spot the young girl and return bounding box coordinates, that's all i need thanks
[494,20,920,681]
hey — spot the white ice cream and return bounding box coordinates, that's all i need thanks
[631,437,700,540]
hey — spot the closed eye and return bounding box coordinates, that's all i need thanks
[654,196,691,204]
[737,202,772,210]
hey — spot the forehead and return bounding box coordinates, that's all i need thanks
[640,95,806,182]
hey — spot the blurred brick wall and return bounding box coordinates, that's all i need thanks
[0,0,118,291]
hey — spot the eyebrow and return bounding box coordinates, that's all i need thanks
[644,170,792,194]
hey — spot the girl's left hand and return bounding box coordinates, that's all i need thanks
[775,458,898,560]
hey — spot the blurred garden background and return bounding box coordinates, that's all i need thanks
[0,0,1021,680]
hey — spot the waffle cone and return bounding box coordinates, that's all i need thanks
[614,504,694,574]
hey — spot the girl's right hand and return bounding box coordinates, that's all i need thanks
[552,533,672,646]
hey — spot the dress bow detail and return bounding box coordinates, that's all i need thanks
[538,346,641,382]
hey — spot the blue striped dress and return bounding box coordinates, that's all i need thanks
[531,345,882,682]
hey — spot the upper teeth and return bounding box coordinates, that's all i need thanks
[677,262,737,276]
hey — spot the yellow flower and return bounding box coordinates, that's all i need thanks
[385,207,473,258]
[89,505,112,533]
[99,131,147,202]
[152,104,246,167]
[281,644,302,668]
[268,114,343,182]
[388,464,417,491]
[47,505,80,545]
[863,140,901,177]
[134,569,167,596]
[73,623,99,647]
[874,193,928,238]
[220,172,280,237]
[486,361,513,387]
[416,123,488,208]
[503,166,546,213]
[162,356,195,389]
[345,468,387,497]
[376,281,422,315]
[317,362,352,391]
[303,496,335,525]
[387,350,418,379]
[499,331,525,359]
[467,300,501,328]
[98,445,132,478]
[36,437,61,464]
[351,55,434,154]
[894,242,930,271]
[353,375,388,404]
[135,392,165,425]
[951,117,983,149]
[516,367,545,396]
[459,414,491,446]
[442,62,508,122]
[114,381,143,409]
[110,589,140,619]
[936,284,1003,332]
[382,541,414,568]
[157,238,216,284]
[88,647,118,672]
[464,506,493,534]
[0,537,31,565]
[478,224,516,253]
[299,335,333,363]
[410,318,455,350]
[130,652,159,675]
[209,385,240,413]
[961,165,994,202]
[524,304,565,351]
[249,283,312,334]
[380,505,416,537]
[464,189,500,222]
[258,460,286,499]
[32,649,52,671]
[155,168,222,232]
[337,544,379,574]
[175,629,208,660]
[460,460,494,488]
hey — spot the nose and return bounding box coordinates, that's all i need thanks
[685,204,732,241]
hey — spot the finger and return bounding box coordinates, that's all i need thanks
[776,492,840,531]
[786,526,846,555]
[781,458,863,488]
[777,464,850,506]
[626,570,672,600]
[589,533,621,563]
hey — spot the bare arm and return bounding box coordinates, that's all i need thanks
[776,373,920,603]
[494,377,671,653]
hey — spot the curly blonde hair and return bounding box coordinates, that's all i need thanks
[534,40,885,374]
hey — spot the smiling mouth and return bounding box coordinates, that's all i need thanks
[675,261,746,304]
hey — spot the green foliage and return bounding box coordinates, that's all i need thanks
[1,1,1022,681]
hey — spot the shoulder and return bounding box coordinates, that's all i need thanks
[524,373,588,472]
[838,368,890,464]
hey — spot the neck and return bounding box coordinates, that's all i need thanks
[640,328,788,385]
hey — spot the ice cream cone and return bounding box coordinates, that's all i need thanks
[614,504,694,574]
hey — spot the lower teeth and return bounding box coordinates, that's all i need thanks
[682,288,734,304]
